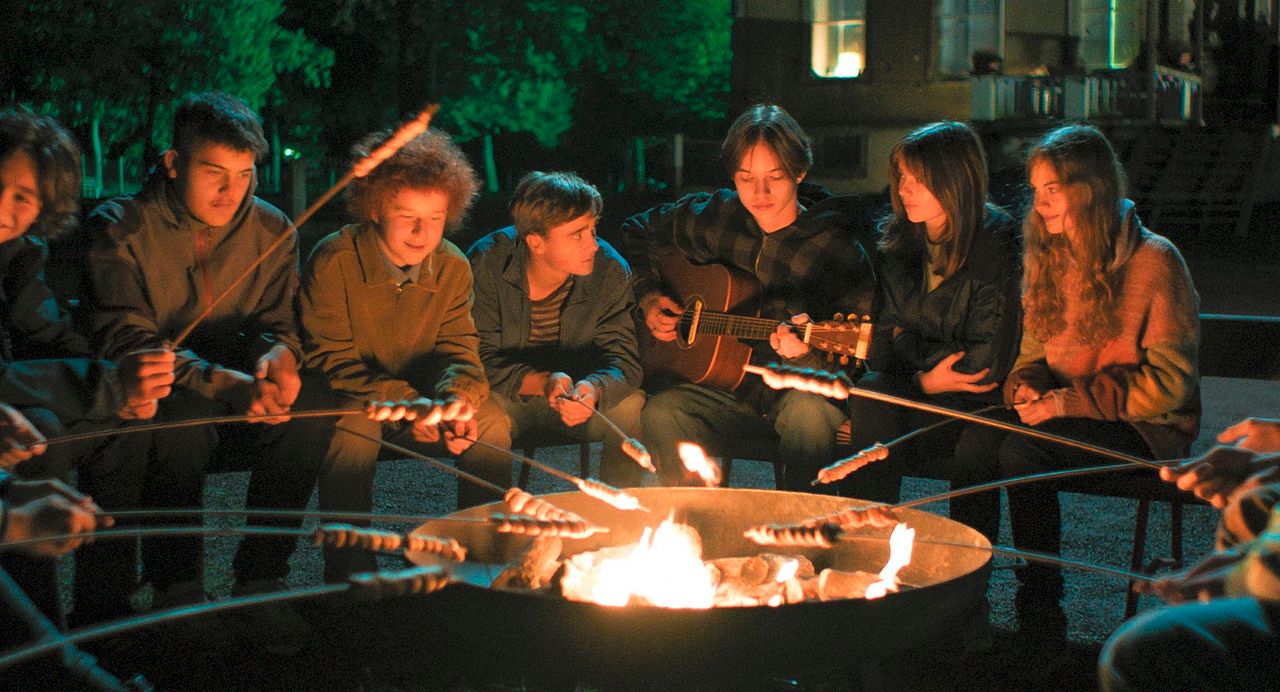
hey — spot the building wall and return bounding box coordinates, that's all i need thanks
[733,0,968,192]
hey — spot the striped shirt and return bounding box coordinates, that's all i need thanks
[527,278,573,345]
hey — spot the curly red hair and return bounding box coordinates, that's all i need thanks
[346,128,478,230]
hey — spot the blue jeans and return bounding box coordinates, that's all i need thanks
[491,389,647,488]
[1099,598,1280,691]
[640,383,844,491]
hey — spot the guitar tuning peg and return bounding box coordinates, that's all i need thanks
[833,312,844,321]
[839,355,850,365]
[848,315,858,322]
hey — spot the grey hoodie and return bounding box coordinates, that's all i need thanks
[82,170,301,400]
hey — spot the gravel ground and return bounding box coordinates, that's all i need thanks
[27,229,1280,690]
[45,372,1254,691]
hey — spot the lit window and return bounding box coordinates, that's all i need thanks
[811,0,866,79]
[937,0,1003,75]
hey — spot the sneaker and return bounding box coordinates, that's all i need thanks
[230,578,315,656]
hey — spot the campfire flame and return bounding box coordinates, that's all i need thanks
[559,517,916,608]
[560,515,716,609]
[865,523,915,600]
[677,443,723,487]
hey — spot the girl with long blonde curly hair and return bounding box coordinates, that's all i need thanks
[989,124,1201,645]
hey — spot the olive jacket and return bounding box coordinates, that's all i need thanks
[298,223,487,407]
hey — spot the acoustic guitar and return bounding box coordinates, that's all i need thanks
[638,253,872,390]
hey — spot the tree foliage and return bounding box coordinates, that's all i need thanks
[5,0,732,190]
[583,0,732,130]
[9,0,333,162]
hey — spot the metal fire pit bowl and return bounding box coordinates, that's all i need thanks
[404,487,990,685]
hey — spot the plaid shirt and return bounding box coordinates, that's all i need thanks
[622,188,875,327]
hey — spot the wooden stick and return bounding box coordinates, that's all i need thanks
[558,396,627,438]
[169,105,439,349]
[40,407,359,448]
[744,363,1163,470]
[554,397,655,473]
[0,525,311,552]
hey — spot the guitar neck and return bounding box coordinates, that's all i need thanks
[691,311,783,341]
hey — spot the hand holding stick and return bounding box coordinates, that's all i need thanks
[745,362,1162,470]
[557,396,656,473]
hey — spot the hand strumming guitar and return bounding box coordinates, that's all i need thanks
[640,291,682,342]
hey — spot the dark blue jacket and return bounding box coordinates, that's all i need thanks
[467,226,641,412]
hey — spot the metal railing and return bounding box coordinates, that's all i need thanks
[971,67,1202,124]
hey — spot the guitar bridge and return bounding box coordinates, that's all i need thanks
[680,296,705,347]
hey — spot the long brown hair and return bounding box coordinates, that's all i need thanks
[1022,124,1128,343]
[879,121,989,279]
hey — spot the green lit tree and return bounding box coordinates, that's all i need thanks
[10,0,332,195]
[318,0,589,191]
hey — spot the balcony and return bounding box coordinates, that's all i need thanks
[970,66,1202,124]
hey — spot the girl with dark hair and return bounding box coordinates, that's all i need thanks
[0,108,173,633]
[839,121,1021,543]
[623,103,876,490]
[980,124,1200,642]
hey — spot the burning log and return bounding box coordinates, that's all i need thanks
[492,535,564,591]
[708,554,816,607]
[813,569,881,600]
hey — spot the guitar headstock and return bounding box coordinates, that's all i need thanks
[805,314,873,364]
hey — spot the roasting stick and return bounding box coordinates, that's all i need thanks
[463,436,649,512]
[39,407,360,448]
[0,525,469,562]
[556,397,656,472]
[0,565,451,673]
[744,363,1163,470]
[97,507,616,536]
[745,524,1156,583]
[336,425,506,494]
[168,105,439,349]
[893,458,1188,511]
[101,507,438,525]
[0,568,135,691]
[812,403,1008,485]
[335,425,606,530]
